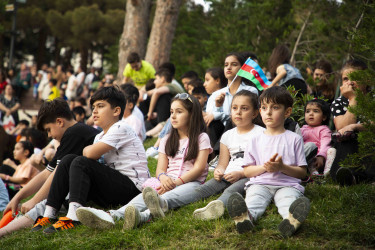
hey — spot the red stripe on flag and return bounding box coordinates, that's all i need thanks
[241,64,268,89]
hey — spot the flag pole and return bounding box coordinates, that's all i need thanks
[227,74,238,91]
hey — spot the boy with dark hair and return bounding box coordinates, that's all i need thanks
[145,69,185,137]
[34,86,149,234]
[122,52,155,87]
[181,70,199,91]
[192,86,208,111]
[120,83,146,141]
[0,98,98,237]
[227,86,310,237]
[72,106,86,123]
[48,79,60,100]
[186,78,204,95]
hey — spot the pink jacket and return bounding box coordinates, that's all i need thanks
[300,125,331,159]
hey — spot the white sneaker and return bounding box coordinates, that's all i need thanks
[146,147,159,158]
[76,207,115,229]
[123,205,141,230]
[143,187,166,218]
[193,200,225,220]
[208,155,219,171]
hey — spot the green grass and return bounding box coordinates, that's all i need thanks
[1,138,375,249]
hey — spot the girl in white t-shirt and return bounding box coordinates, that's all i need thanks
[193,90,264,220]
[76,94,212,230]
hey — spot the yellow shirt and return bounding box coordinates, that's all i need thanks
[123,60,156,88]
[48,86,60,100]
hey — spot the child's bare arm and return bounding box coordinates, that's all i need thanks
[214,143,230,181]
[83,142,114,160]
[243,164,266,178]
[147,86,170,120]
[156,153,175,194]
[0,174,27,184]
[177,148,210,185]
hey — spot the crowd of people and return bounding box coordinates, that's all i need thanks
[0,44,373,239]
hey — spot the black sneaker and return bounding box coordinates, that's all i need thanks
[278,197,310,237]
[227,192,254,234]
[31,216,57,232]
[336,167,356,186]
[43,217,81,234]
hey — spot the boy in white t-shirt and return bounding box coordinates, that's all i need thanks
[120,83,146,142]
[227,86,310,237]
[36,86,149,234]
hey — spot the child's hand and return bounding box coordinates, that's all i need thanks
[215,92,225,107]
[159,174,176,192]
[223,171,243,183]
[203,113,214,126]
[214,168,224,181]
[264,153,284,173]
[147,112,157,121]
[3,158,15,166]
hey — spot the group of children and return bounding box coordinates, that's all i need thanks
[0,51,372,240]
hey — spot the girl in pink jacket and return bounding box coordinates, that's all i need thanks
[301,99,334,176]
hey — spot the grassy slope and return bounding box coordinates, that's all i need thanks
[1,139,374,249]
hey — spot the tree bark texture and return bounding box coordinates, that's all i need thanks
[145,0,183,70]
[117,0,152,81]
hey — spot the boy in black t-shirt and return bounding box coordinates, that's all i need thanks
[0,98,98,238]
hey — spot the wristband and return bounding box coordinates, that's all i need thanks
[157,172,168,181]
[178,177,185,184]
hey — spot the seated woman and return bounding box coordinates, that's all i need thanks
[330,59,374,186]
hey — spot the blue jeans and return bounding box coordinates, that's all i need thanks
[110,181,201,221]
[0,179,9,211]
[194,178,248,206]
[245,184,304,221]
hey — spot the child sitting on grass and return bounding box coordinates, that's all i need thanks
[227,86,310,237]
[0,141,39,199]
[120,83,146,142]
[32,86,149,234]
[301,99,334,176]
[76,94,212,230]
[193,90,264,220]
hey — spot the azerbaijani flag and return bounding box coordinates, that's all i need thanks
[237,58,271,91]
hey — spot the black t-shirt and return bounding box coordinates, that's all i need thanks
[46,123,99,172]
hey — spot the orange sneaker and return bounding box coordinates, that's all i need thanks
[31,216,57,232]
[43,217,81,234]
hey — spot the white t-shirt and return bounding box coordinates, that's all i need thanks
[38,77,50,100]
[122,114,144,142]
[66,75,77,100]
[220,125,265,175]
[95,120,149,191]
[76,72,85,86]
[132,106,146,141]
[159,133,212,183]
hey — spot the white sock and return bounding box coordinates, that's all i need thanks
[66,202,83,221]
[43,205,58,219]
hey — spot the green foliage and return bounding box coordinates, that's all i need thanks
[286,85,320,126]
[340,3,375,170]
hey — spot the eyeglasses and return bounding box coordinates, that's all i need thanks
[175,93,193,103]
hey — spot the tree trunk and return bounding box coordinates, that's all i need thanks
[290,10,311,67]
[36,28,47,69]
[145,0,183,70]
[80,45,88,72]
[117,0,152,82]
